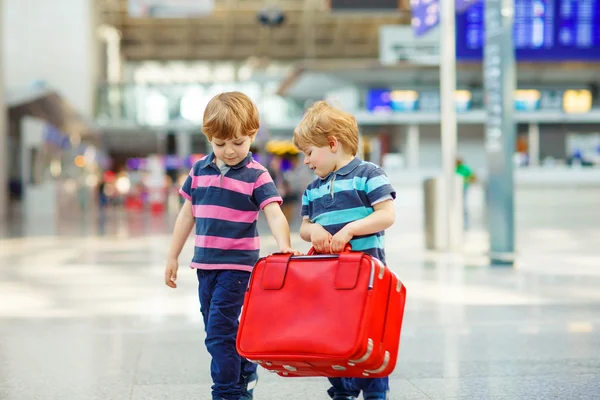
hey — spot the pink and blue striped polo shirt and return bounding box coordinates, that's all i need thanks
[179,152,282,272]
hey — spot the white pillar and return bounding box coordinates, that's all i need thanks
[0,0,7,221]
[370,137,381,166]
[528,122,540,166]
[405,124,420,169]
[98,24,123,120]
[4,0,98,116]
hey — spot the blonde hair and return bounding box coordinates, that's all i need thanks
[293,101,359,156]
[202,92,260,141]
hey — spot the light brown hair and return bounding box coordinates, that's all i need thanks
[202,92,260,141]
[293,101,359,155]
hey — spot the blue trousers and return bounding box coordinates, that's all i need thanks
[197,269,257,400]
[328,377,389,399]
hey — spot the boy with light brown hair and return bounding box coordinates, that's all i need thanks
[294,101,397,400]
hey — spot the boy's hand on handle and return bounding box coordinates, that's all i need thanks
[310,224,333,254]
[278,247,303,255]
[165,259,179,288]
[330,226,353,253]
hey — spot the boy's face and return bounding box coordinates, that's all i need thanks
[210,134,254,166]
[301,145,337,178]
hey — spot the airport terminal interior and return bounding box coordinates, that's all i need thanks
[1,0,600,399]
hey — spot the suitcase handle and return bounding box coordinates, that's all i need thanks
[307,244,352,256]
[261,248,364,291]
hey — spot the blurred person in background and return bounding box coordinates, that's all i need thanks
[267,154,296,222]
[267,154,285,191]
[281,154,314,226]
[456,157,476,229]
[97,178,108,214]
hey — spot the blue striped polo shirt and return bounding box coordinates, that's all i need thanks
[300,157,396,264]
[180,152,282,272]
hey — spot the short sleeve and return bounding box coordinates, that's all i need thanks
[300,189,310,217]
[179,167,193,201]
[253,171,283,210]
[365,167,396,206]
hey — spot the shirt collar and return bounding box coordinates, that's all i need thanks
[198,152,253,170]
[321,157,362,180]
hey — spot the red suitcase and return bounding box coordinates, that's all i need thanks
[236,247,406,378]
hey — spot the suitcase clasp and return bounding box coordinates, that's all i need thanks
[368,259,386,289]
[363,351,391,375]
[377,260,385,279]
[349,338,374,364]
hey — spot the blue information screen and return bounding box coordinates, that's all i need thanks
[456,0,600,60]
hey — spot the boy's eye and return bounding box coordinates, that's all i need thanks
[234,142,244,146]
[215,143,225,147]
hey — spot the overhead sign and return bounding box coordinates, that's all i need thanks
[379,25,440,66]
[128,0,214,18]
[456,0,600,61]
[410,0,440,37]
[410,0,481,37]
[454,0,480,13]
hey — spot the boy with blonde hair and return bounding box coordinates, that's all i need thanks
[293,101,396,400]
[165,92,298,400]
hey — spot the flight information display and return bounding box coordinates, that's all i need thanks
[456,0,600,60]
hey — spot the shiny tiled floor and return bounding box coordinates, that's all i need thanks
[1,186,600,399]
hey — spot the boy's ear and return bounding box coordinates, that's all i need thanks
[327,136,339,152]
[250,134,257,143]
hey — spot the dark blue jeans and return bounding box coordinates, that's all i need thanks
[197,269,257,400]
[328,377,389,399]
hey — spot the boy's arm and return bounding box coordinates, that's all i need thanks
[330,199,395,253]
[299,218,313,242]
[165,200,195,288]
[300,218,332,254]
[263,203,300,254]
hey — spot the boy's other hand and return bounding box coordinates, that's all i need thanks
[278,247,303,255]
[310,225,332,254]
[331,226,353,253]
[165,259,179,288]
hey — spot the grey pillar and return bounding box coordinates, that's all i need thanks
[156,131,166,155]
[0,0,7,221]
[176,131,191,161]
[405,124,420,169]
[528,122,540,166]
[484,0,516,266]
